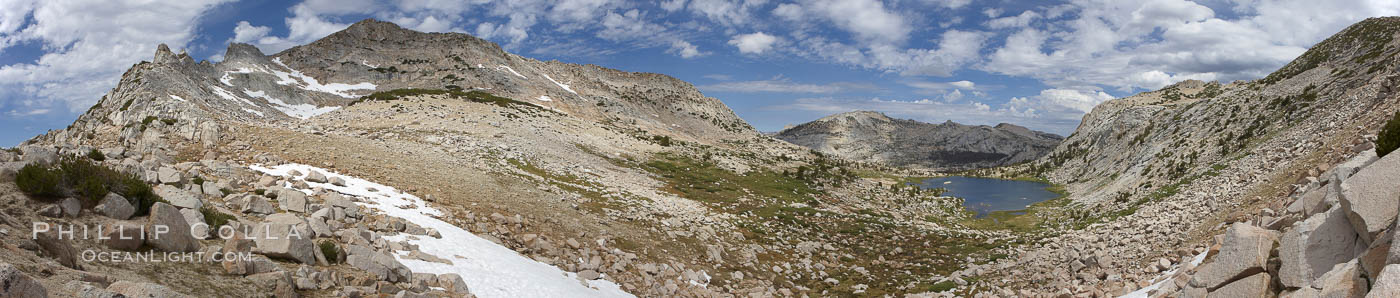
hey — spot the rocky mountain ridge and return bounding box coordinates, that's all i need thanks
[0,18,986,297]
[960,17,1400,297]
[774,111,1063,170]
[5,15,1400,298]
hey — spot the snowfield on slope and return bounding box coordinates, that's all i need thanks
[1120,251,1208,298]
[250,164,633,298]
[243,89,340,119]
[541,74,577,94]
[271,58,377,98]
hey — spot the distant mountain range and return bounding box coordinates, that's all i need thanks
[774,111,1063,170]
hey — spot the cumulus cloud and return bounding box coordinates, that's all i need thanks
[986,11,1039,29]
[800,29,988,76]
[979,0,1400,93]
[729,32,779,54]
[804,0,910,45]
[668,40,705,59]
[700,77,874,94]
[0,0,235,113]
[903,80,977,92]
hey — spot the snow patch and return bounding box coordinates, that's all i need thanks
[496,65,527,79]
[243,89,339,119]
[169,95,186,102]
[1120,251,1209,298]
[241,108,265,117]
[210,86,258,106]
[249,164,634,298]
[537,95,553,102]
[221,68,256,86]
[270,57,377,98]
[361,60,378,68]
[541,74,577,94]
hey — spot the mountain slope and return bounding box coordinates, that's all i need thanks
[968,17,1400,295]
[775,111,1063,169]
[4,18,992,297]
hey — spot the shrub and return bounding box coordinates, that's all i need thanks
[87,149,105,161]
[121,178,164,216]
[77,177,108,203]
[1379,111,1400,157]
[142,116,158,125]
[16,157,165,215]
[319,241,340,263]
[16,164,63,198]
[201,207,235,230]
[651,135,672,147]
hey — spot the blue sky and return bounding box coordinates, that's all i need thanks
[3,0,1399,147]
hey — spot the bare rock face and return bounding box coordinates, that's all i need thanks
[774,111,1062,170]
[242,195,276,215]
[59,197,81,218]
[345,245,411,282]
[1190,223,1279,290]
[1278,205,1366,288]
[107,280,191,298]
[35,230,82,269]
[438,273,469,294]
[1314,260,1367,297]
[253,213,317,264]
[277,188,308,213]
[155,184,202,209]
[1339,150,1400,244]
[103,222,146,251]
[96,193,135,220]
[1206,272,1270,298]
[146,202,201,252]
[178,208,209,239]
[305,170,328,183]
[0,263,48,297]
[1370,265,1400,297]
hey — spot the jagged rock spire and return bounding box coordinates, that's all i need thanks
[222,42,268,64]
[153,43,177,64]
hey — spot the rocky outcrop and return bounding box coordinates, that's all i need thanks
[0,263,47,297]
[1189,223,1277,290]
[106,280,191,298]
[774,111,1062,169]
[1339,150,1400,244]
[96,193,135,220]
[253,213,317,264]
[146,202,201,252]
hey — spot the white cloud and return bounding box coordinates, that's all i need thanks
[700,77,872,93]
[935,0,973,9]
[660,0,688,12]
[1010,88,1117,115]
[702,74,733,81]
[232,21,272,44]
[772,3,804,21]
[903,80,976,92]
[729,32,779,54]
[668,40,704,59]
[800,29,987,76]
[683,0,766,27]
[986,11,1039,29]
[980,0,1400,93]
[805,0,910,45]
[6,108,50,116]
[0,0,235,113]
